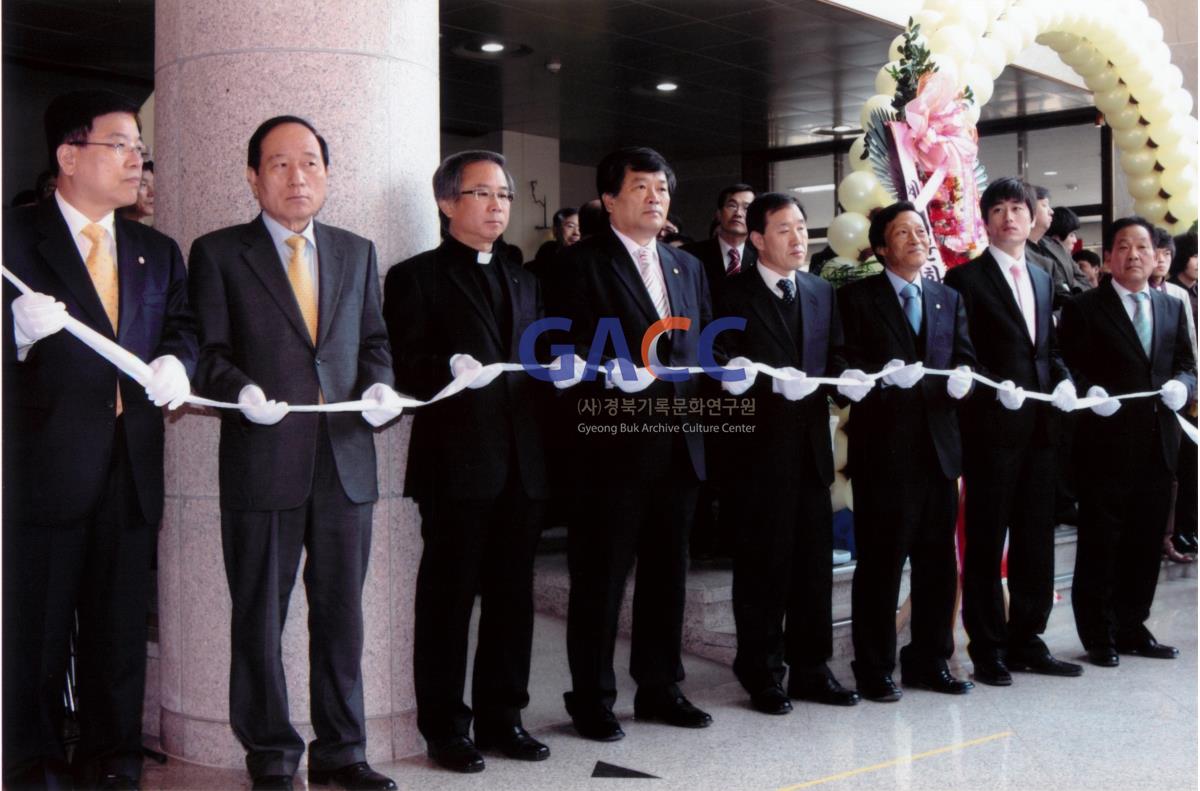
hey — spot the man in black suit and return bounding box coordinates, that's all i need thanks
[837,202,978,702]
[683,183,757,293]
[546,147,713,741]
[384,151,551,773]
[1058,216,1196,667]
[944,177,1083,687]
[1026,185,1084,309]
[714,193,861,715]
[189,116,400,791]
[2,90,197,790]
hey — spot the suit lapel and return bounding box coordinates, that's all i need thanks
[443,243,504,349]
[604,230,660,325]
[980,252,1033,346]
[1150,289,1170,366]
[240,216,314,347]
[658,242,686,317]
[1097,283,1149,362]
[1028,262,1052,349]
[870,273,917,358]
[114,217,146,343]
[34,202,113,335]
[921,279,946,363]
[313,222,346,348]
[748,273,796,363]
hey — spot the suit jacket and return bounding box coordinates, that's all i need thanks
[383,236,549,502]
[944,250,1070,449]
[546,227,712,482]
[2,199,198,525]
[836,273,976,480]
[1059,283,1197,482]
[1038,236,1091,292]
[682,237,757,296]
[188,215,392,511]
[714,269,843,486]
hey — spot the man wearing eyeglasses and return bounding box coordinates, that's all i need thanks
[2,89,197,789]
[383,151,550,774]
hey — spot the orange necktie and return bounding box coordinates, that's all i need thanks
[82,223,121,415]
[285,235,318,343]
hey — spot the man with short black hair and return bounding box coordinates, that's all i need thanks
[3,89,197,790]
[684,183,757,292]
[547,146,714,741]
[189,115,400,791]
[944,177,1083,688]
[1045,204,1091,292]
[1027,185,1087,305]
[1059,216,1196,666]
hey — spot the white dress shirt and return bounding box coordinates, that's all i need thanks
[1111,278,1154,335]
[990,244,1037,343]
[757,263,796,300]
[262,212,319,301]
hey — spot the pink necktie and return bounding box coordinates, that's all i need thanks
[636,247,670,319]
[727,247,741,276]
[1010,264,1035,342]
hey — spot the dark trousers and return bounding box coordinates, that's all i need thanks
[221,423,373,779]
[1175,423,1197,541]
[412,477,544,740]
[730,475,833,694]
[850,454,958,680]
[565,472,698,710]
[2,421,153,786]
[961,443,1056,662]
[1072,477,1173,650]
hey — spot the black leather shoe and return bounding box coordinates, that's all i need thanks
[309,762,397,790]
[1087,647,1119,667]
[1116,637,1179,659]
[788,674,860,706]
[749,684,793,715]
[972,658,1013,686]
[427,736,486,773]
[633,690,713,728]
[252,776,294,790]
[856,675,902,702]
[903,667,973,694]
[1008,652,1083,677]
[566,700,625,742]
[475,725,550,761]
[98,774,140,790]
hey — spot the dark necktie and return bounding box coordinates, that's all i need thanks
[778,278,794,305]
[727,247,741,276]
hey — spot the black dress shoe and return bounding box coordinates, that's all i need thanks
[856,675,902,702]
[427,736,486,773]
[252,775,294,790]
[565,695,625,742]
[749,684,793,715]
[903,667,974,694]
[475,725,550,761]
[98,774,140,790]
[972,658,1013,686]
[1116,637,1179,659]
[1087,647,1119,667]
[633,690,713,728]
[788,674,860,706]
[309,762,397,790]
[1007,652,1083,677]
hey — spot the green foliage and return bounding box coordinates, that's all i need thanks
[887,18,938,120]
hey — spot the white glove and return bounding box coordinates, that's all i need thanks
[12,292,68,346]
[1087,385,1121,417]
[450,353,503,390]
[881,359,924,389]
[837,368,875,403]
[772,367,820,401]
[361,382,404,427]
[1161,379,1188,412]
[552,354,586,390]
[946,365,973,400]
[721,356,757,396]
[996,380,1027,410]
[145,354,190,410]
[1050,379,1078,412]
[608,360,655,393]
[237,384,288,425]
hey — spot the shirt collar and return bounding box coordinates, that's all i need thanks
[989,244,1026,271]
[717,236,744,262]
[1111,277,1151,301]
[757,262,795,297]
[884,267,922,298]
[261,211,316,251]
[611,223,657,262]
[55,190,114,242]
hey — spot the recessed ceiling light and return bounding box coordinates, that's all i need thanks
[793,184,836,193]
[831,125,854,133]
[481,41,505,53]
[1043,170,1059,176]
[656,82,679,92]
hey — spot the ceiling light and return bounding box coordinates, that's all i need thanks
[481,41,505,53]
[793,184,836,194]
[831,125,854,133]
[656,82,678,92]
[1043,170,1058,176]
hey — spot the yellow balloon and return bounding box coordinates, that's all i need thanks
[1148,116,1186,149]
[1094,85,1131,116]
[1134,197,1168,220]
[1073,48,1108,78]
[1161,167,1197,198]
[1120,148,1157,176]
[1168,190,1198,224]
[1037,31,1077,52]
[1105,103,1141,131]
[875,63,899,97]
[1084,68,1120,94]
[1113,126,1150,150]
[1158,142,1195,172]
[838,171,882,215]
[848,135,872,173]
[827,212,872,259]
[860,94,896,131]
[1139,97,1176,128]
[1126,173,1162,201]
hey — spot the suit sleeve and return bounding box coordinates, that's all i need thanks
[1170,300,1198,402]
[1057,294,1092,395]
[353,241,393,394]
[1047,308,1072,387]
[152,238,199,378]
[950,288,977,372]
[188,238,255,403]
[383,261,451,401]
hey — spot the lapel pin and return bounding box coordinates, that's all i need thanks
[512,277,518,284]
[935,303,941,309]
[137,256,145,265]
[673,267,679,274]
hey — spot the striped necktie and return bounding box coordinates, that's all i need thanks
[636,246,670,319]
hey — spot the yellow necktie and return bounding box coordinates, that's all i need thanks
[81,223,121,415]
[285,235,318,344]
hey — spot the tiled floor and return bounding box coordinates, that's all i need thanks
[144,574,1197,790]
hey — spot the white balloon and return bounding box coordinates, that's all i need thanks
[962,61,995,106]
[1139,15,1164,45]
[974,36,1008,80]
[1113,125,1150,150]
[889,34,907,62]
[827,212,872,259]
[1094,84,1131,116]
[985,0,1009,22]
[1106,103,1142,130]
[848,135,872,173]
[1134,197,1168,220]
[913,9,946,34]
[950,3,988,38]
[838,171,883,215]
[1140,97,1176,127]
[1084,67,1120,94]
[1162,167,1197,199]
[1167,189,1198,224]
[928,55,961,88]
[1126,172,1162,200]
[930,25,976,69]
[1036,31,1076,51]
[860,94,897,131]
[875,62,899,97]
[1073,48,1108,78]
[1058,42,1093,70]
[1127,0,1150,20]
[1120,147,1158,176]
[1003,6,1038,48]
[989,21,1024,62]
[965,102,983,126]
[1148,115,1186,148]
[1163,64,1185,91]
[1158,142,1196,171]
[1170,88,1194,118]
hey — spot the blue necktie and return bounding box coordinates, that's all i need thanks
[901,282,921,333]
[778,278,795,304]
[1132,291,1151,355]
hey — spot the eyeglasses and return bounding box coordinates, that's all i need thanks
[460,188,515,203]
[71,140,151,161]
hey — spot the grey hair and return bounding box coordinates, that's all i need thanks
[432,149,515,202]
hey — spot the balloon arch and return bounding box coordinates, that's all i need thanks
[823,0,1199,266]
